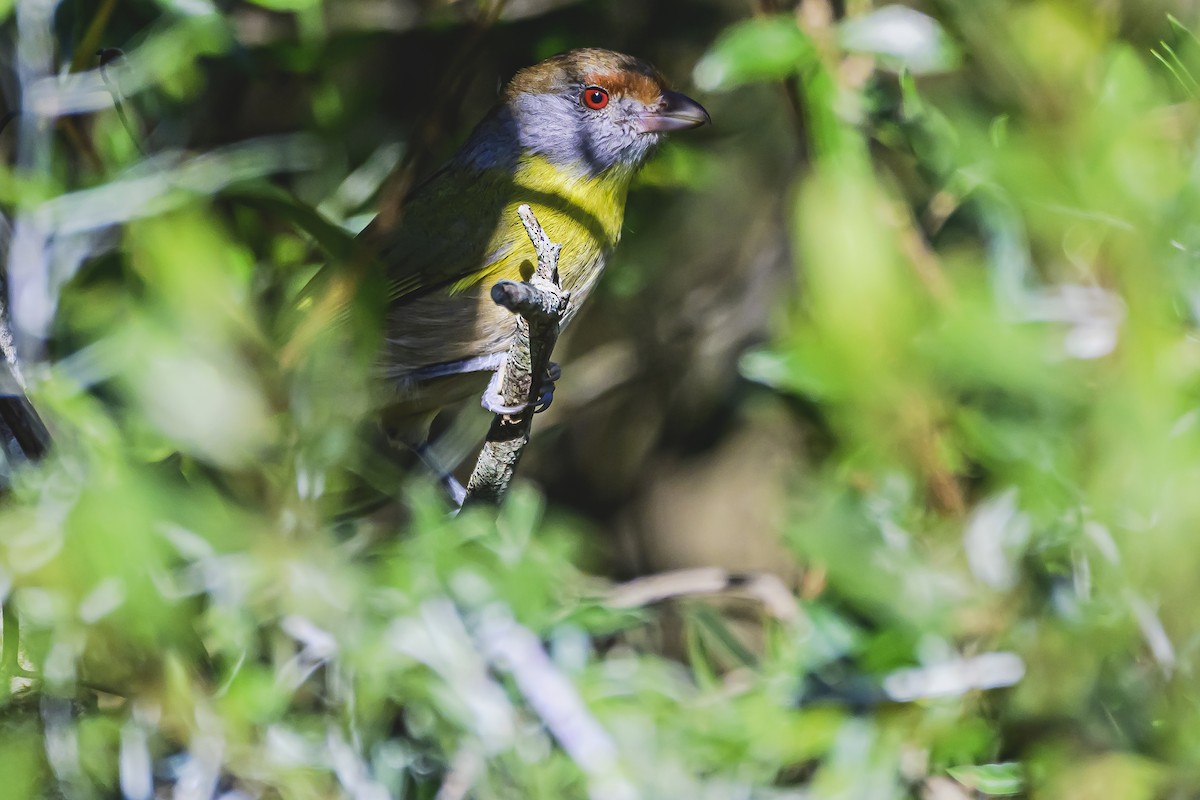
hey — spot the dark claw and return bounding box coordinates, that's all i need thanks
[534,362,560,413]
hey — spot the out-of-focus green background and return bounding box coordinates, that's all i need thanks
[2,0,1200,797]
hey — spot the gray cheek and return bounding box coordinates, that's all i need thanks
[612,126,659,170]
[511,93,660,177]
[589,99,662,173]
[578,99,641,173]
[512,93,597,174]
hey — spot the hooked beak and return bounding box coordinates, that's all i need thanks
[639,90,711,134]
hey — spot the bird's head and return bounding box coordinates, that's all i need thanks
[463,49,710,179]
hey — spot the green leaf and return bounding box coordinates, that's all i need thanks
[689,605,759,669]
[246,0,319,10]
[946,763,1025,796]
[223,181,358,260]
[693,15,817,91]
[838,6,960,74]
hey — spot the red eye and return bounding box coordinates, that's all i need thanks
[582,86,609,110]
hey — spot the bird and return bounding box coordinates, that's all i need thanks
[358,48,710,449]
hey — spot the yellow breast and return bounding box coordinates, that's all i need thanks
[450,154,631,298]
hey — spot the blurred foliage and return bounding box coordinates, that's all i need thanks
[2,0,1200,798]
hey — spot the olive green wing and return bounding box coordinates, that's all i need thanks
[367,164,526,305]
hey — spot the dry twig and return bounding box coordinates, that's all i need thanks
[463,205,568,505]
[606,567,805,626]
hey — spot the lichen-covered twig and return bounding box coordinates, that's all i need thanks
[463,205,569,505]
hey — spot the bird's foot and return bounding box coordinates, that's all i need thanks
[533,362,561,413]
[480,362,561,416]
[481,368,529,416]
